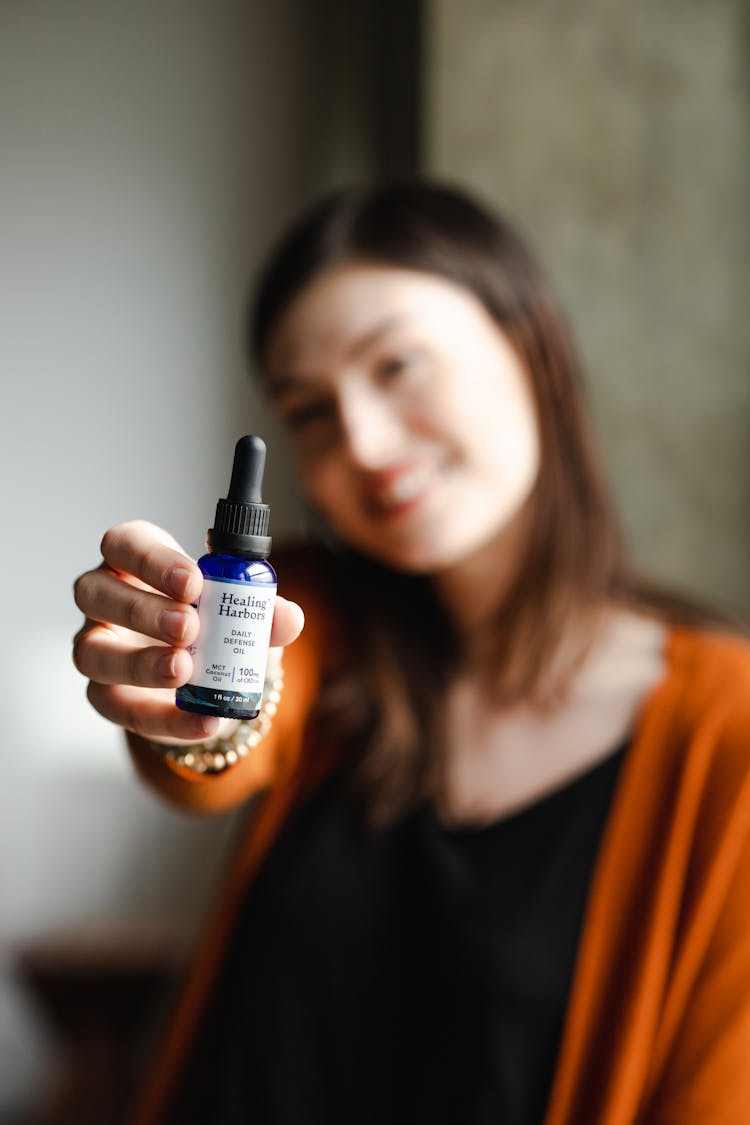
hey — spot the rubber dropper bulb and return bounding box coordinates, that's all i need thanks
[227,434,266,504]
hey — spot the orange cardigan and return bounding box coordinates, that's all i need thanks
[128,564,750,1125]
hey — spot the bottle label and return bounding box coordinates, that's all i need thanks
[186,577,276,697]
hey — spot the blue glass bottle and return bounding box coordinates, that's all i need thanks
[176,435,277,721]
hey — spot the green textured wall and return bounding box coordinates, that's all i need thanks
[425,0,750,616]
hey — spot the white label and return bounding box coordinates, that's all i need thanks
[187,577,276,693]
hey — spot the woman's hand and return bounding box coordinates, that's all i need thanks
[73,520,304,745]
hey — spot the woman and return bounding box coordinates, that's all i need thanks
[73,181,750,1124]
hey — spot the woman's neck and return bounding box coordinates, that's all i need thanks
[431,509,529,648]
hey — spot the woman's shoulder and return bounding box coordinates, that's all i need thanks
[666,624,750,802]
[672,624,750,707]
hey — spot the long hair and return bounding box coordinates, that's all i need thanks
[249,180,728,822]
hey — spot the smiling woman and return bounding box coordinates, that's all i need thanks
[73,180,750,1125]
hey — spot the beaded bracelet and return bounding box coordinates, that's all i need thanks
[155,666,285,776]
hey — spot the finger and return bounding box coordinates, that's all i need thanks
[87,682,222,742]
[74,569,199,646]
[73,623,194,688]
[269,596,305,648]
[99,521,202,603]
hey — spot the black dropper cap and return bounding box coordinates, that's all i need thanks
[207,434,272,558]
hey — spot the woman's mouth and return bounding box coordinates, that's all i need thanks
[364,462,444,517]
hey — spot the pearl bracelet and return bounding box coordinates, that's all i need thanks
[156,666,285,775]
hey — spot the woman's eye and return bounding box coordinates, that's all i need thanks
[283,401,335,431]
[375,350,422,382]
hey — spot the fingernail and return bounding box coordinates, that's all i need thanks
[161,609,188,643]
[197,716,220,738]
[169,566,195,600]
[158,650,178,680]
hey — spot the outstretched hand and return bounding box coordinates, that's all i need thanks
[73,520,304,745]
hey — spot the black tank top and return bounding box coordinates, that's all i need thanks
[178,744,626,1124]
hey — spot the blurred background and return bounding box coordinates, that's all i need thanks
[0,1,748,1120]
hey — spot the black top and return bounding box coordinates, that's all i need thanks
[179,745,626,1125]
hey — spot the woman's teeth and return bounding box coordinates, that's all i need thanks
[374,466,436,509]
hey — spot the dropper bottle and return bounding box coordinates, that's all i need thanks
[176,434,277,720]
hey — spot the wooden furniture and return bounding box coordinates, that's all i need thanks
[14,920,187,1125]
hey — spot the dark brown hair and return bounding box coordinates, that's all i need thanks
[250,179,728,821]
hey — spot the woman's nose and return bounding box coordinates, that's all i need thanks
[338,385,404,468]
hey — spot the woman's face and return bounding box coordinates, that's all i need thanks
[264,263,540,573]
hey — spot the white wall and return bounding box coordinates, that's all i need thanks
[0,1,332,1111]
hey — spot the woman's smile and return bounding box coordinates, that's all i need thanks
[361,458,448,517]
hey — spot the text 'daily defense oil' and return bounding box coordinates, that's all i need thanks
[176,434,277,721]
